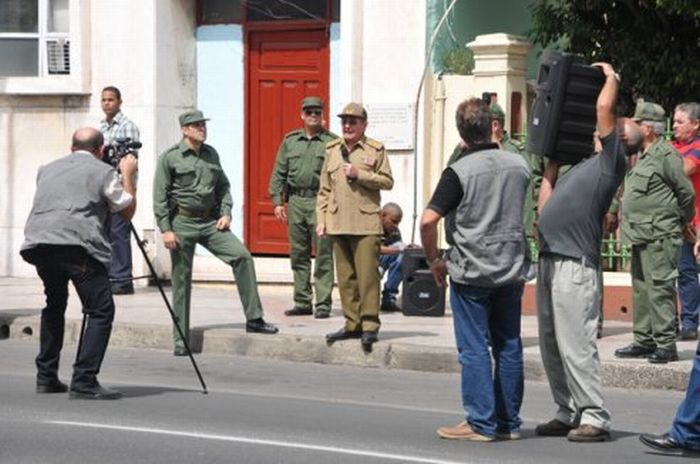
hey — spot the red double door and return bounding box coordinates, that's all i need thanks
[245,28,330,255]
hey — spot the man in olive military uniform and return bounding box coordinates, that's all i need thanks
[316,103,394,353]
[615,101,695,364]
[154,110,278,356]
[268,97,337,319]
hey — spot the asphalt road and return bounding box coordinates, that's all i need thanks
[0,338,693,463]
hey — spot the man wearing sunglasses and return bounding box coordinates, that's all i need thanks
[154,110,279,356]
[269,97,338,319]
[316,103,394,353]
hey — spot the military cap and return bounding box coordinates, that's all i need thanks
[337,102,367,120]
[179,109,210,127]
[632,101,666,122]
[302,96,324,109]
[490,102,506,121]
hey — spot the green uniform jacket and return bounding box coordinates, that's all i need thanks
[622,139,695,244]
[316,136,394,235]
[153,141,232,233]
[268,128,338,206]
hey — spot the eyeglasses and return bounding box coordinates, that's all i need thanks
[341,118,363,126]
[188,122,206,128]
[304,109,323,116]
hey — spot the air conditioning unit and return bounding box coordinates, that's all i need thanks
[47,39,70,75]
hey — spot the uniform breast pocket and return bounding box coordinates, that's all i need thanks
[630,170,653,194]
[287,153,302,176]
[202,164,223,186]
[174,167,196,187]
[327,161,342,184]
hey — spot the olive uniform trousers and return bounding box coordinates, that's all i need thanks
[631,237,681,350]
[170,214,263,348]
[332,234,381,333]
[287,195,334,313]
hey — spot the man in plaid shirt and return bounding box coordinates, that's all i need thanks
[100,86,140,294]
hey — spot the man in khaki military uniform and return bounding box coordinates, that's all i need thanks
[615,101,695,364]
[316,103,394,352]
[268,97,337,319]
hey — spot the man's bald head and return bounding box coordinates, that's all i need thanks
[72,127,104,154]
[619,118,643,156]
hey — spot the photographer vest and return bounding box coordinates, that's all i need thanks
[445,148,535,287]
[21,151,116,268]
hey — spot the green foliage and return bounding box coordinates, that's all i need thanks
[527,0,700,113]
[441,47,475,75]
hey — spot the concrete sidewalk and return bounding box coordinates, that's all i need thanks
[0,277,695,391]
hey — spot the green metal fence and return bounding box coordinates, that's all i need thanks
[527,236,632,271]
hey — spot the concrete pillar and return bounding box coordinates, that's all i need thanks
[339,0,364,103]
[467,33,530,134]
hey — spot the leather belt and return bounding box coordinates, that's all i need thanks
[288,188,317,198]
[176,206,213,219]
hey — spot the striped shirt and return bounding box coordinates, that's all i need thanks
[100,111,140,148]
[674,135,700,226]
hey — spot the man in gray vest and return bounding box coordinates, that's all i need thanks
[421,98,533,442]
[20,127,137,400]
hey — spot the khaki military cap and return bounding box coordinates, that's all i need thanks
[338,102,367,120]
[490,102,506,121]
[302,96,324,109]
[179,110,210,127]
[632,101,666,122]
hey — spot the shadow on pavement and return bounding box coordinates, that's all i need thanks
[117,385,199,398]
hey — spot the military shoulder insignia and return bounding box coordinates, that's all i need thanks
[285,129,303,139]
[326,138,342,149]
[365,138,384,150]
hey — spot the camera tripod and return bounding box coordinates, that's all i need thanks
[76,222,208,394]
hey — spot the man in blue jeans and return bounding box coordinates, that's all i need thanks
[421,97,534,441]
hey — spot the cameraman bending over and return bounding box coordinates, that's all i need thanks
[20,127,137,400]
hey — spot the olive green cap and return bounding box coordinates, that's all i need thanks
[632,101,665,122]
[490,102,505,121]
[337,102,367,120]
[302,96,324,109]
[179,109,210,127]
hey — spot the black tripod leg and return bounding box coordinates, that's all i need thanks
[75,312,87,365]
[128,223,208,394]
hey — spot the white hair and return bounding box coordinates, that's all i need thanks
[642,120,665,136]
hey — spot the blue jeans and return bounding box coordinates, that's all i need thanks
[450,280,524,437]
[379,251,403,305]
[109,213,133,290]
[670,341,700,451]
[677,241,700,331]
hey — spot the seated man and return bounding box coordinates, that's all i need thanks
[379,202,405,312]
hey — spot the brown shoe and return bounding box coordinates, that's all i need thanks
[437,421,494,442]
[567,424,611,442]
[535,419,575,437]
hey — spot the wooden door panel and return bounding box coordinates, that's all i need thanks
[246,28,329,255]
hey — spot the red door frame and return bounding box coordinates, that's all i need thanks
[243,12,331,254]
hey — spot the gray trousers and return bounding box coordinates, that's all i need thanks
[537,254,611,430]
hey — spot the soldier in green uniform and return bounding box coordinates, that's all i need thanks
[317,103,394,353]
[616,102,695,364]
[268,97,337,319]
[154,110,279,356]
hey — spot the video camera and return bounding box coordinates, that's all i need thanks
[104,137,141,168]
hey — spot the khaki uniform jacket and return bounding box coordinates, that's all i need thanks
[316,136,393,235]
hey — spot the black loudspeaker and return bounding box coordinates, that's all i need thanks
[526,50,604,164]
[400,248,446,317]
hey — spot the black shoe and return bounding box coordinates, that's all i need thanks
[314,311,330,319]
[246,318,279,334]
[361,331,378,353]
[679,328,699,341]
[326,328,362,345]
[173,346,188,357]
[36,378,68,394]
[648,347,678,364]
[284,307,312,316]
[111,285,134,295]
[535,419,576,437]
[69,383,122,400]
[381,301,401,312]
[614,343,656,358]
[639,433,689,455]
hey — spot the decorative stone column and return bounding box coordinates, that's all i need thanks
[467,33,530,134]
